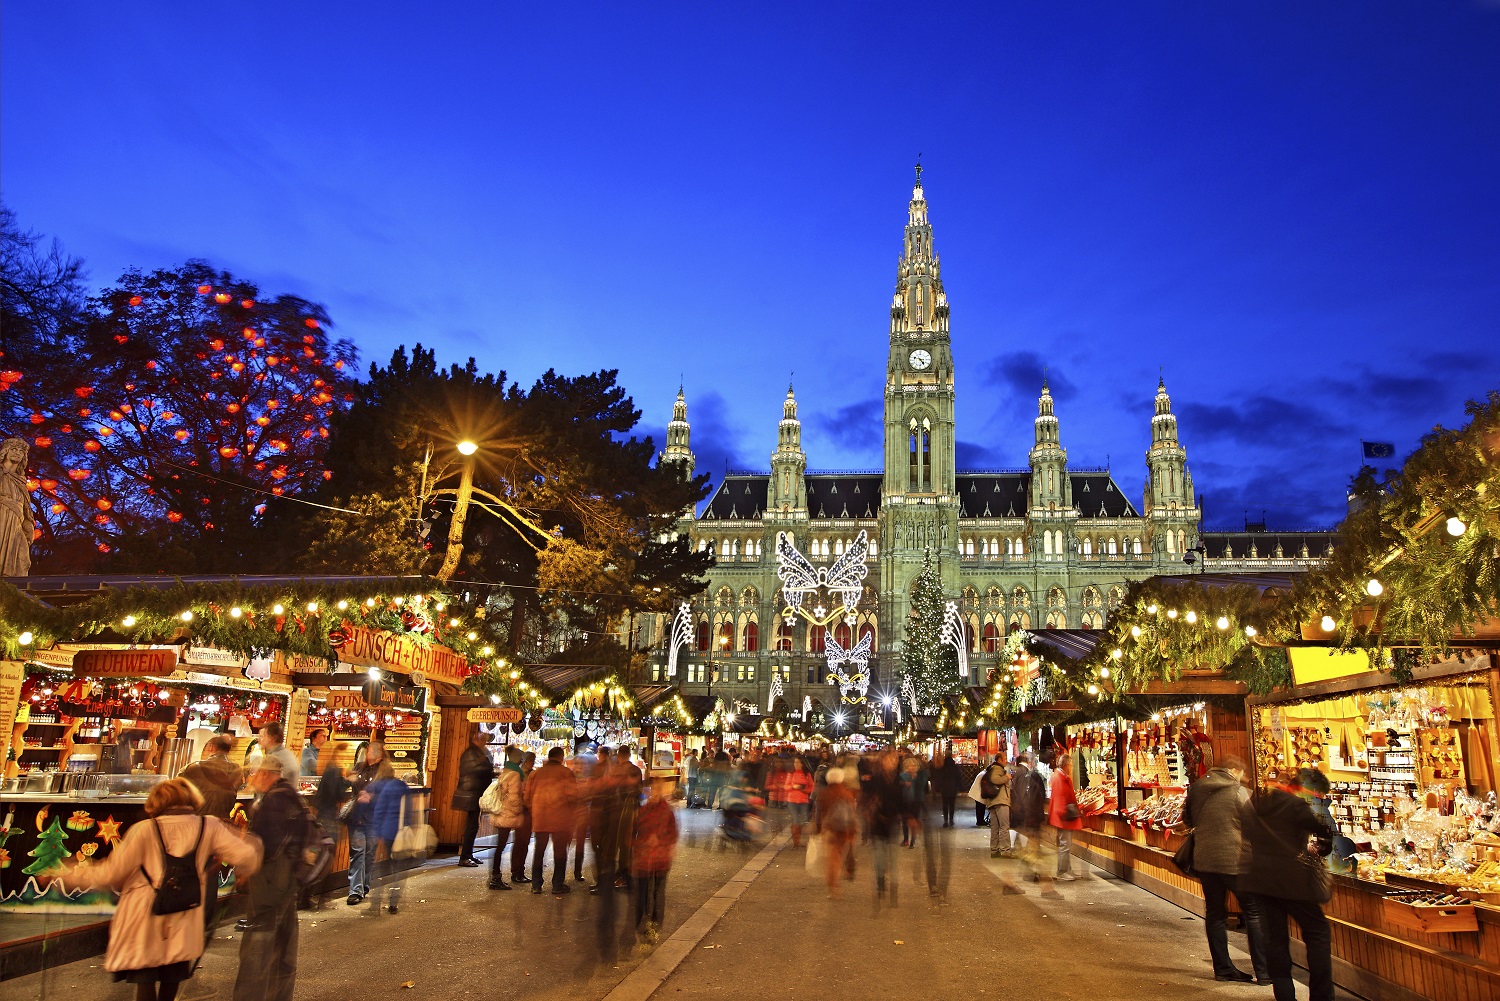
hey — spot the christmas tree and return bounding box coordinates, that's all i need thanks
[22,816,70,875]
[902,549,960,713]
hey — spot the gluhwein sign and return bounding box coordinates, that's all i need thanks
[335,623,469,687]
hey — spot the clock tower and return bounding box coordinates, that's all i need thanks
[879,165,960,656]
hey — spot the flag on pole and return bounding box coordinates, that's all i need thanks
[1362,441,1396,460]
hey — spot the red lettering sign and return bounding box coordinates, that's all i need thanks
[336,624,468,686]
[73,648,180,677]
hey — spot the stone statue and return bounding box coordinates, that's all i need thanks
[0,437,34,577]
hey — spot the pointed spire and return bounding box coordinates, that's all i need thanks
[662,384,695,477]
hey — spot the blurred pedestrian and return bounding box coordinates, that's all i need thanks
[783,756,814,847]
[1048,754,1083,880]
[233,765,307,1001]
[613,748,644,883]
[630,775,679,948]
[76,777,261,1001]
[931,750,962,828]
[1183,755,1267,984]
[574,748,602,883]
[452,727,495,867]
[310,742,351,833]
[524,746,578,894]
[364,761,412,915]
[487,746,525,890]
[255,723,299,786]
[180,734,245,940]
[684,749,701,808]
[867,750,904,903]
[509,751,537,884]
[344,741,385,905]
[814,767,859,896]
[1239,769,1336,1001]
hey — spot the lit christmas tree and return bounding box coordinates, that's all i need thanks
[902,549,960,713]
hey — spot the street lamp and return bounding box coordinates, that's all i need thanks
[456,440,478,456]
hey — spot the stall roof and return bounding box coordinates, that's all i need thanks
[6,574,421,608]
[1029,629,1105,662]
[631,685,678,713]
[1153,572,1305,596]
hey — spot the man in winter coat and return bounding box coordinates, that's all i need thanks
[233,765,306,1001]
[182,735,244,820]
[523,747,578,894]
[487,746,525,890]
[453,728,496,867]
[1239,771,1337,1001]
[980,753,1013,857]
[1182,756,1268,983]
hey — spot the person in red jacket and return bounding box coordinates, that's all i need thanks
[630,776,680,947]
[1048,754,1085,881]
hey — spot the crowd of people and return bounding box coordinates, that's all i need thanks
[39,724,1333,1001]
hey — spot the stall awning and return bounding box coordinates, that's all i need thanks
[631,684,678,714]
[1154,572,1305,596]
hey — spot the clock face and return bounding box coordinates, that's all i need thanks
[909,349,932,371]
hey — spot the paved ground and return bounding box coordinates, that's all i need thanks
[9,809,1353,1001]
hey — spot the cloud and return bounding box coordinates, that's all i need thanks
[979,351,1078,401]
[956,440,1006,469]
[677,390,750,482]
[812,397,883,452]
[1178,394,1351,446]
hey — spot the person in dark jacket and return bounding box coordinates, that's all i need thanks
[865,749,905,904]
[311,742,351,832]
[181,735,243,820]
[452,728,496,867]
[233,766,305,1001]
[931,750,963,828]
[364,762,413,915]
[345,742,385,905]
[1182,756,1268,983]
[1238,770,1336,1001]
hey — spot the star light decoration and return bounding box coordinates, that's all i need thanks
[939,600,970,679]
[775,529,868,628]
[825,630,873,705]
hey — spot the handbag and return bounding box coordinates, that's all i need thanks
[805,833,823,871]
[1063,802,1081,823]
[337,797,356,822]
[390,789,438,860]
[1172,828,1198,877]
[479,778,504,816]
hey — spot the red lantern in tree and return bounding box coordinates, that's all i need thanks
[74,387,93,398]
[214,293,231,304]
[197,285,212,294]
[128,295,143,306]
[167,511,183,522]
[84,440,101,452]
[96,498,112,511]
[34,436,51,448]
[240,299,254,308]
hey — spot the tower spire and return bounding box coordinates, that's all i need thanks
[890,166,946,337]
[661,384,695,479]
[768,385,807,515]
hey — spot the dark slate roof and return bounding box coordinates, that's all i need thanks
[702,474,768,520]
[805,475,881,519]
[700,473,882,521]
[1199,531,1335,560]
[954,471,1138,519]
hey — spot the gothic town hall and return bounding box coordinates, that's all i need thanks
[645,170,1331,722]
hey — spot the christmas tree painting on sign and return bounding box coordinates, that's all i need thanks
[23,817,71,876]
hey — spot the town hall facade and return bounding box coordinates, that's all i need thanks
[645,169,1330,721]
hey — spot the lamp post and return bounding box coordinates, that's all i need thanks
[436,440,479,582]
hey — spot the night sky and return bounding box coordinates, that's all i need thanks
[4,3,1498,529]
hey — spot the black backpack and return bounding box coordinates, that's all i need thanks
[143,818,204,916]
[288,802,336,887]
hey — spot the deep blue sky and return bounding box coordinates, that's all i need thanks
[5,2,1498,529]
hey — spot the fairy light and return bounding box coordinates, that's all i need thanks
[306,601,319,613]
[1099,666,1110,678]
[180,610,194,622]
[1111,647,1123,660]
[228,607,242,619]
[1244,625,1258,638]
[272,603,285,615]
[1184,610,1197,624]
[1166,609,1178,620]
[1146,604,1158,615]
[1320,615,1336,632]
[365,597,377,607]
[1215,616,1228,631]
[1366,578,1383,597]
[17,631,34,645]
[337,599,349,611]
[1130,625,1142,638]
[1446,516,1467,537]
[122,615,137,627]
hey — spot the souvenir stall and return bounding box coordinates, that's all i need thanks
[1241,651,1500,1000]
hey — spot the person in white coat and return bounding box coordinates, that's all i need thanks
[75,777,262,1001]
[487,746,527,890]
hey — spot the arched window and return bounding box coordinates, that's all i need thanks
[1047,587,1066,609]
[718,621,733,651]
[774,618,793,651]
[809,624,827,654]
[715,586,733,609]
[1108,537,1118,555]
[962,586,979,610]
[834,621,853,649]
[1046,609,1067,629]
[1166,529,1176,554]
[731,539,740,557]
[1012,585,1032,611]
[1133,537,1142,556]
[696,620,711,652]
[1107,586,1125,611]
[1081,537,1092,556]
[966,613,980,653]
[982,620,1000,653]
[1043,530,1053,555]
[987,586,1003,609]
[744,620,759,652]
[740,586,758,608]
[858,620,876,651]
[1015,536,1025,556]
[1009,612,1031,632]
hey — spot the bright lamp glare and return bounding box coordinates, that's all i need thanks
[456,440,479,456]
[367,667,381,681]
[1446,516,1466,537]
[1320,615,1336,632]
[1366,578,1384,597]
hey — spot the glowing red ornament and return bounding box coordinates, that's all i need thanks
[29,413,44,424]
[197,285,212,295]
[84,440,101,452]
[40,478,57,491]
[167,511,183,522]
[74,386,94,398]
[219,446,240,458]
[241,298,254,308]
[68,469,91,481]
[128,295,143,306]
[26,478,40,491]
[34,436,51,448]
[214,292,231,304]
[96,498,112,511]
[174,430,190,441]
[303,318,319,329]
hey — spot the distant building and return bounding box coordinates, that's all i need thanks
[642,169,1332,719]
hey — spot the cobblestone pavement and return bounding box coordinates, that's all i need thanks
[8,810,1355,1001]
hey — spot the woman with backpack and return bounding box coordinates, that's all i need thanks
[73,776,262,1001]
